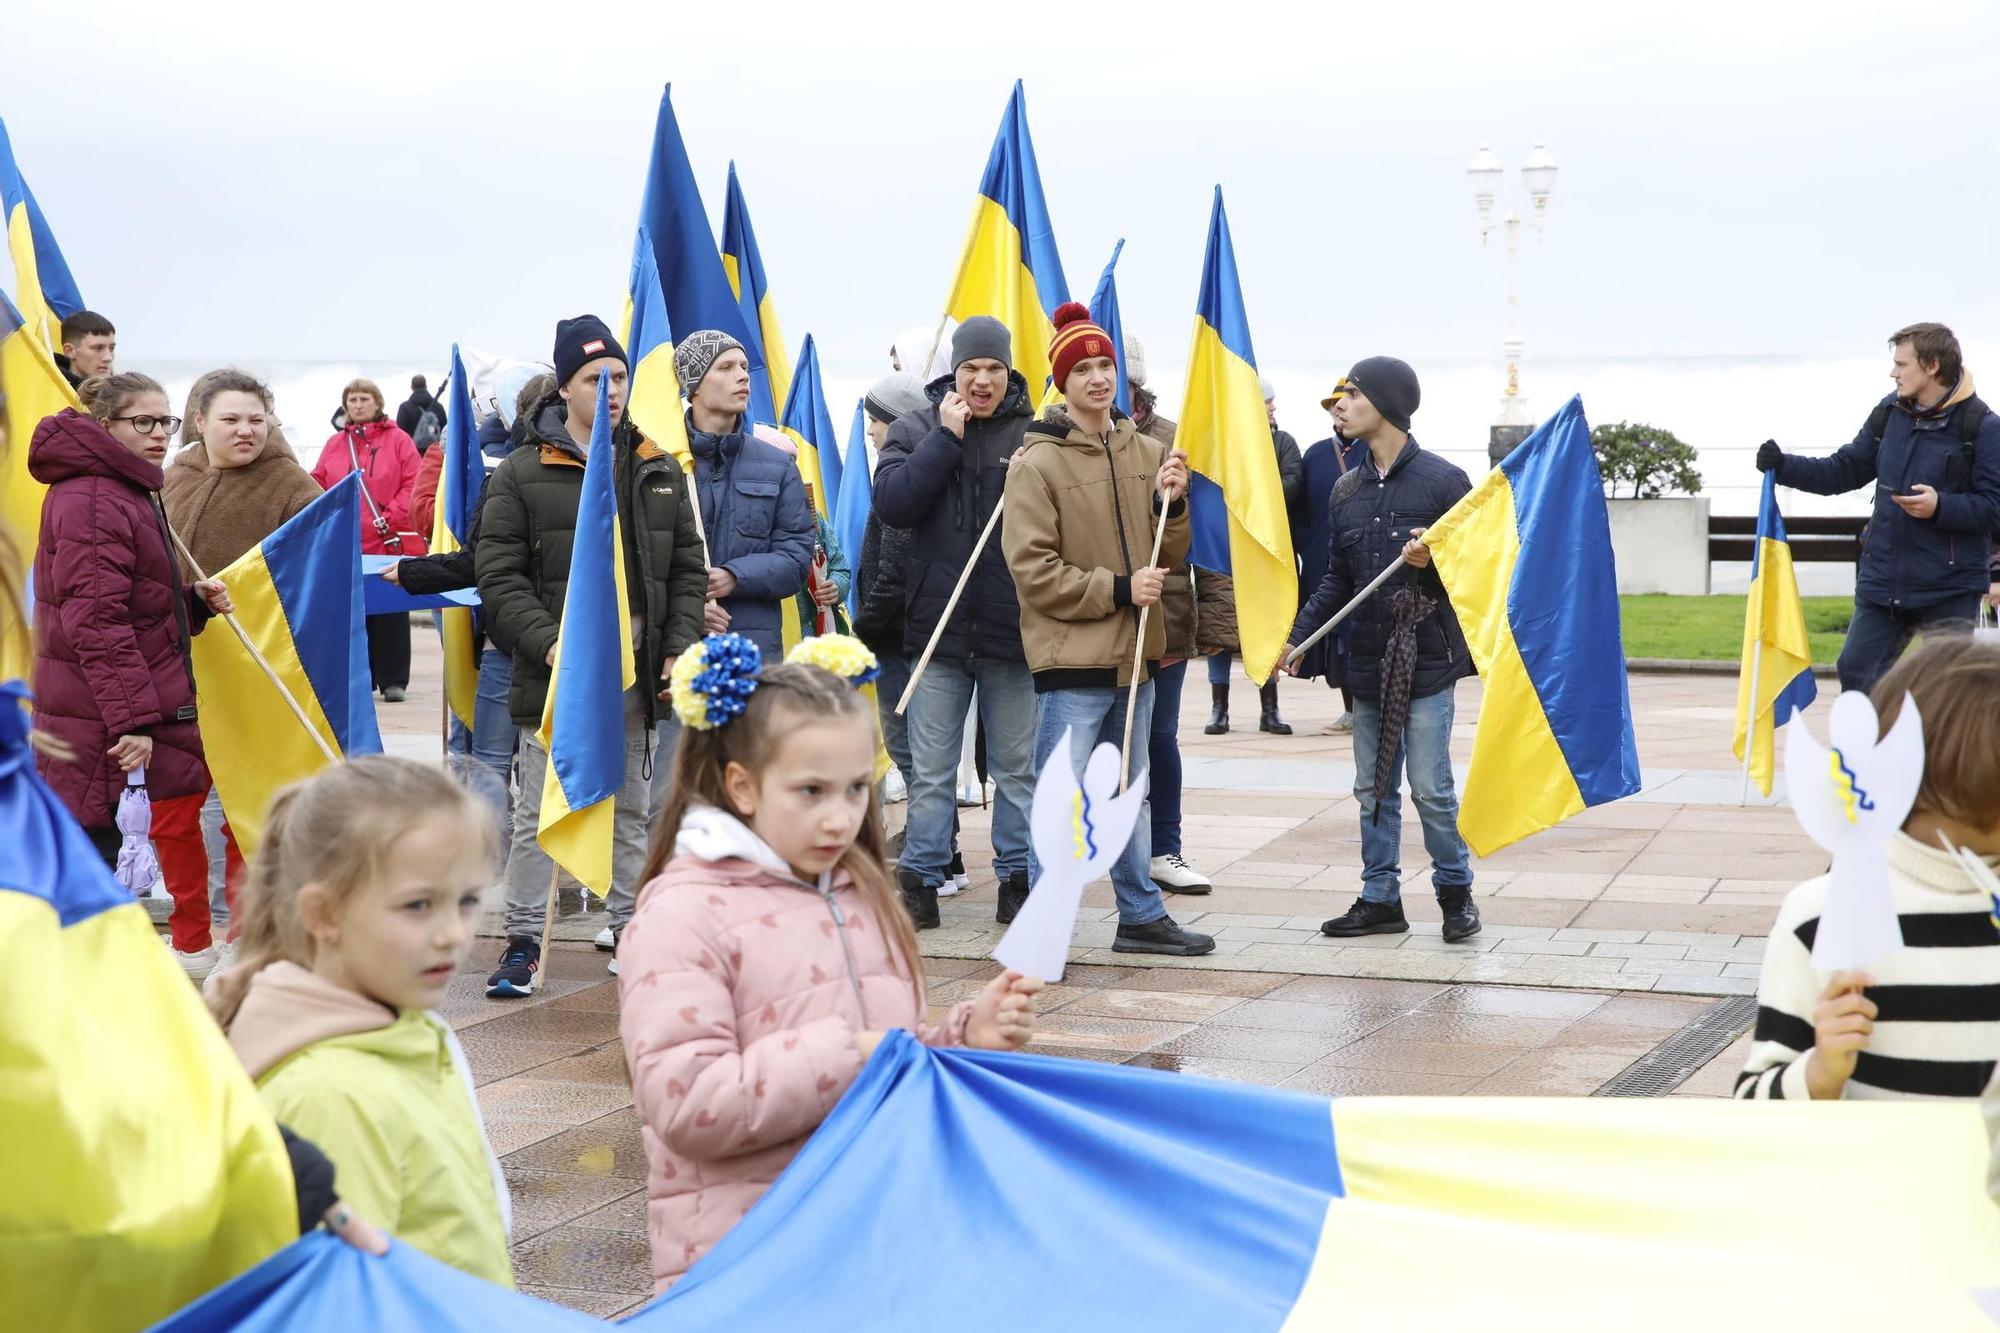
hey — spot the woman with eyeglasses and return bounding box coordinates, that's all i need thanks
[28,372,232,872]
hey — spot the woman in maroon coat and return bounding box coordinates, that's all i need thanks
[30,373,232,863]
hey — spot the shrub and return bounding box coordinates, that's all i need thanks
[1591,421,1703,499]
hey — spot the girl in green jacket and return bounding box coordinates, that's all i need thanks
[207,756,514,1286]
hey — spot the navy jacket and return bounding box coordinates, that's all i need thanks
[1292,435,1366,682]
[871,371,1034,663]
[686,416,816,660]
[1289,437,1473,701]
[1775,384,2000,609]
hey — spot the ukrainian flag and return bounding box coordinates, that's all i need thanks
[0,682,293,1332]
[1179,187,1295,683]
[191,474,383,859]
[622,86,775,430]
[1732,472,1818,797]
[535,374,635,897]
[1421,395,1641,855]
[941,80,1069,393]
[431,345,483,732]
[1088,238,1131,415]
[778,333,839,519]
[720,162,792,412]
[1,288,79,575]
[832,399,871,621]
[0,116,85,353]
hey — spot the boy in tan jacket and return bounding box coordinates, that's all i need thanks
[1002,304,1215,957]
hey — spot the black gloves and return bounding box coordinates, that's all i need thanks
[1755,440,1783,474]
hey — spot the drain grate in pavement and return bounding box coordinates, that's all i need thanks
[1592,995,1759,1098]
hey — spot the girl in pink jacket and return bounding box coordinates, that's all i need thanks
[620,633,1040,1292]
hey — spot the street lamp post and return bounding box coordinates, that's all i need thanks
[1468,142,1558,464]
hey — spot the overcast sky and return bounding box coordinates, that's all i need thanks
[9,0,1999,380]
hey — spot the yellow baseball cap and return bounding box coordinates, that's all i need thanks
[1319,376,1350,410]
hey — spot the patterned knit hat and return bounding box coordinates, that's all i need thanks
[1049,302,1115,390]
[673,329,746,398]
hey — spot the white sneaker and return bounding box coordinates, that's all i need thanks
[594,926,615,952]
[173,944,220,981]
[607,954,620,977]
[215,938,240,972]
[1150,853,1213,892]
[1321,711,1354,735]
[883,767,908,804]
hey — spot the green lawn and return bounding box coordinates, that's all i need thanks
[1620,594,1850,665]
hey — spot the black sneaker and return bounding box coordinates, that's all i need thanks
[1321,898,1409,937]
[898,867,940,930]
[995,870,1030,925]
[485,936,541,998]
[382,685,406,703]
[1438,888,1482,943]
[1113,915,1216,956]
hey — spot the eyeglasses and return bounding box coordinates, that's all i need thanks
[113,414,184,435]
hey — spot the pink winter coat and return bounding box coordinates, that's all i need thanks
[311,417,427,556]
[618,806,973,1292]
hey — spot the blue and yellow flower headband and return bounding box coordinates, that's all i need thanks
[669,632,880,732]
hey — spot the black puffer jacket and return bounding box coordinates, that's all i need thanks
[1288,438,1473,701]
[871,371,1034,663]
[475,394,708,727]
[853,511,913,658]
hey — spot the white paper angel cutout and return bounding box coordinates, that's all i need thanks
[1785,690,1924,971]
[991,729,1148,983]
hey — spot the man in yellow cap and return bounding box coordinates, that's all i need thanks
[1293,378,1365,732]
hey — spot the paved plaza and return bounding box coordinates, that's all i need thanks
[315,639,1806,1312]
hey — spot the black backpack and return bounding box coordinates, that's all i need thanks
[1863,394,1988,471]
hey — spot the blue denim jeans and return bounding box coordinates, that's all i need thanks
[1147,660,1187,856]
[1835,594,1979,694]
[446,646,517,855]
[904,659,1034,885]
[1206,651,1233,686]
[1032,682,1164,926]
[874,652,915,783]
[1352,687,1473,906]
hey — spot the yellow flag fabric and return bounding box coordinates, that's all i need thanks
[1,288,80,561]
[1733,473,1819,796]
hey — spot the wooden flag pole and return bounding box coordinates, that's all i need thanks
[895,500,1006,716]
[918,312,953,383]
[168,527,338,764]
[538,860,561,969]
[1283,554,1410,670]
[1119,504,1173,793]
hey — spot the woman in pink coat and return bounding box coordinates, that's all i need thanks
[312,378,423,702]
[620,634,1041,1292]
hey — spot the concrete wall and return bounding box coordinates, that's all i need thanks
[1607,497,1711,596]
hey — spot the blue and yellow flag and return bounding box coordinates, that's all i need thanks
[1733,471,1818,796]
[621,86,775,430]
[0,682,293,1332]
[833,399,872,621]
[0,116,85,353]
[1179,188,1296,683]
[1422,395,1642,854]
[1088,238,1131,415]
[432,345,483,731]
[720,162,791,413]
[941,80,1069,393]
[536,373,635,897]
[1,288,79,576]
[778,333,840,520]
[192,474,383,859]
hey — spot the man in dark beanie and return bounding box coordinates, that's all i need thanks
[873,315,1038,929]
[1281,355,1481,945]
[477,313,710,995]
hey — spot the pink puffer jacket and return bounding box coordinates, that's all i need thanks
[619,807,971,1292]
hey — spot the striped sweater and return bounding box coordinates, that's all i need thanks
[1737,832,2000,1101]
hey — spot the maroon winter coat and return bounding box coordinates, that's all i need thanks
[30,409,213,828]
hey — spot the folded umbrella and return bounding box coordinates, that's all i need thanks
[113,767,162,897]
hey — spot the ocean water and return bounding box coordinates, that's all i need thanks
[148,344,1999,600]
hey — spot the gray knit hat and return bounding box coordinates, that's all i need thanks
[673,329,745,398]
[950,316,1011,371]
[865,371,929,424]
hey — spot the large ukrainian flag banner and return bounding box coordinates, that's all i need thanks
[1421,396,1641,854]
[720,162,792,413]
[535,374,634,897]
[192,474,383,859]
[941,80,1069,393]
[1179,187,1295,683]
[431,344,483,731]
[0,116,85,352]
[164,1034,2000,1330]
[1733,471,1818,797]
[0,681,293,1333]
[1,288,79,586]
[778,333,839,519]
